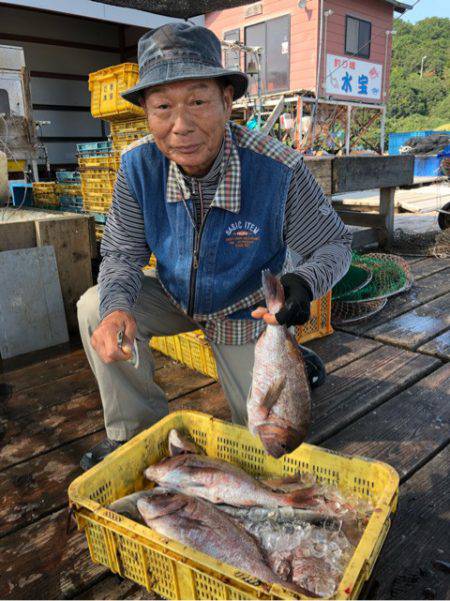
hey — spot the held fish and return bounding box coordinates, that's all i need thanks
[247,270,311,458]
[137,490,315,597]
[144,453,317,508]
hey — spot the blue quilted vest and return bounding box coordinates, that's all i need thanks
[121,136,291,320]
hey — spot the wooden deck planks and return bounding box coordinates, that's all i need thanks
[0,393,103,470]
[323,364,450,480]
[308,345,440,444]
[0,255,448,601]
[0,348,88,394]
[368,447,450,601]
[418,330,450,362]
[307,331,382,374]
[366,293,450,351]
[409,257,450,281]
[155,362,214,399]
[1,367,97,420]
[0,431,105,537]
[79,576,158,600]
[338,268,450,336]
[0,508,107,600]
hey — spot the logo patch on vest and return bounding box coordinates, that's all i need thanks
[225,221,260,248]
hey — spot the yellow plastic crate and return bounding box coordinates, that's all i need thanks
[89,63,145,120]
[110,116,150,151]
[55,183,82,196]
[82,191,113,214]
[295,290,333,344]
[151,292,333,380]
[68,411,399,601]
[78,155,119,170]
[151,330,218,379]
[110,117,148,135]
[33,181,56,193]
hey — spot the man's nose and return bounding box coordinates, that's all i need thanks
[171,107,195,135]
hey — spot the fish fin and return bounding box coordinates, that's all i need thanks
[256,421,308,459]
[260,376,287,417]
[261,270,284,314]
[282,486,321,509]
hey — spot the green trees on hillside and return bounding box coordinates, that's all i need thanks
[387,17,450,132]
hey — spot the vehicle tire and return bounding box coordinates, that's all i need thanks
[438,201,450,230]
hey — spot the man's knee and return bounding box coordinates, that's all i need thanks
[77,285,100,331]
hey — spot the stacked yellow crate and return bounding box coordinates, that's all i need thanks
[83,64,148,238]
[110,117,149,151]
[32,181,59,208]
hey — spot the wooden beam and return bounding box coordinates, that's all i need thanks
[332,155,415,193]
[304,157,332,195]
[0,32,119,53]
[336,210,386,229]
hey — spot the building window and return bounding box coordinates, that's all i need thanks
[223,29,241,70]
[244,15,290,94]
[345,16,371,59]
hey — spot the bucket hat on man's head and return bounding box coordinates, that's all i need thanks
[121,23,249,106]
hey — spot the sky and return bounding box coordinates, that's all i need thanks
[402,0,450,23]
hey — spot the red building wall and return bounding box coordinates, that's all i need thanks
[205,0,320,93]
[322,0,394,101]
[205,0,395,103]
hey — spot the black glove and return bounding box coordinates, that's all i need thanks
[275,273,313,327]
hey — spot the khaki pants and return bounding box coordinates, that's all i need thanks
[77,274,254,441]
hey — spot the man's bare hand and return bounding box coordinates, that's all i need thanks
[91,310,137,364]
[251,306,280,326]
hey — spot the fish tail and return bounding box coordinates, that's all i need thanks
[261,270,284,314]
[256,421,307,459]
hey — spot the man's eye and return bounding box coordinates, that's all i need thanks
[157,104,169,110]
[193,99,205,106]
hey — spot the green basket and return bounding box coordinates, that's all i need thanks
[338,253,412,303]
[332,265,372,301]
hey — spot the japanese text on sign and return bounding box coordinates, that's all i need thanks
[325,54,383,101]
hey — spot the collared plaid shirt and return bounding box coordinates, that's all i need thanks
[99,122,352,345]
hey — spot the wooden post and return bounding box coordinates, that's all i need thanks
[379,186,396,248]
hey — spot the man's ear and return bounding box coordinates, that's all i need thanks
[223,85,234,117]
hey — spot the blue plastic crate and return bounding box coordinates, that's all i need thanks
[76,140,112,157]
[388,131,450,155]
[56,170,81,183]
[413,155,442,177]
[9,182,34,207]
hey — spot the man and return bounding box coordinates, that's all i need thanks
[77,23,352,470]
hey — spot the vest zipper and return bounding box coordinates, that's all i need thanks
[187,181,210,317]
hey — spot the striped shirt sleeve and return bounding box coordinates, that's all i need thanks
[284,159,352,299]
[98,166,151,319]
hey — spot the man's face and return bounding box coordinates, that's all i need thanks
[141,79,234,177]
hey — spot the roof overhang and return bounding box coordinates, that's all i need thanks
[386,0,412,13]
[90,0,257,19]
